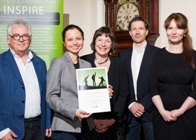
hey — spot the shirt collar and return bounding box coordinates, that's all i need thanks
[10,48,34,61]
[132,41,147,53]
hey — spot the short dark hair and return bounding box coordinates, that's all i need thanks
[62,24,84,42]
[128,16,150,31]
[90,26,116,55]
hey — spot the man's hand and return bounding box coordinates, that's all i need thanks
[130,102,145,118]
[1,130,17,140]
[45,128,52,137]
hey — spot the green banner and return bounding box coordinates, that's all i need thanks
[0,0,64,68]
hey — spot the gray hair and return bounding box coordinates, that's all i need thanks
[7,20,32,36]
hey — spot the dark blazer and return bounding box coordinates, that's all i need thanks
[120,44,159,122]
[81,52,129,123]
[0,50,51,140]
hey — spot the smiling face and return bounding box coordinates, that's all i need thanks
[63,28,84,55]
[95,34,112,57]
[129,21,148,44]
[166,19,187,45]
[7,25,31,57]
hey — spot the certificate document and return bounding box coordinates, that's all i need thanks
[76,67,111,113]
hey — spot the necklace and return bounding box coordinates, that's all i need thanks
[95,57,109,65]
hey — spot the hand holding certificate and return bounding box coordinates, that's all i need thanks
[76,67,111,113]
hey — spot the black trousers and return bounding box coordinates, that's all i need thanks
[23,116,42,140]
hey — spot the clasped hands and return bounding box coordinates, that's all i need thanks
[159,108,184,122]
[94,119,116,133]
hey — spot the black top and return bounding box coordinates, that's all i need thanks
[81,52,129,123]
[74,62,79,69]
[149,48,196,140]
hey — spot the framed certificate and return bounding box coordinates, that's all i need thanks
[76,67,111,113]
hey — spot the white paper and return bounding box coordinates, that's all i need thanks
[76,67,111,113]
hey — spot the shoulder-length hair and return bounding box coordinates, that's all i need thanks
[90,26,116,55]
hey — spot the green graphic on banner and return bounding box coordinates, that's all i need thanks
[0,0,64,68]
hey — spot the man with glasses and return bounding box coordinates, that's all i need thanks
[0,20,51,140]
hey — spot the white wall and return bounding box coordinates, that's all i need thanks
[64,0,105,56]
[64,0,196,55]
[156,0,196,49]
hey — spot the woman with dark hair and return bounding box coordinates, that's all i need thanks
[149,13,196,140]
[46,24,94,140]
[81,26,129,140]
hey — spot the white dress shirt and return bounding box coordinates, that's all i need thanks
[0,49,41,138]
[128,42,146,109]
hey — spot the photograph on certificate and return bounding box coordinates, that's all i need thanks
[76,67,111,113]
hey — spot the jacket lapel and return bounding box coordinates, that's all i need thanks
[127,49,133,82]
[4,50,24,85]
[138,44,152,79]
[125,48,136,102]
[64,52,76,79]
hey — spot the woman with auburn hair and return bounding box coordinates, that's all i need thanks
[149,12,196,140]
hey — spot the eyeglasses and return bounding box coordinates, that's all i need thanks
[9,34,31,41]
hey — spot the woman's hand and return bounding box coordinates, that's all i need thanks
[159,109,177,122]
[170,109,184,118]
[170,97,196,119]
[94,119,116,133]
[152,95,177,122]
[75,109,91,120]
[108,85,113,98]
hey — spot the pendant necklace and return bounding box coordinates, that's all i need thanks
[95,57,109,65]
